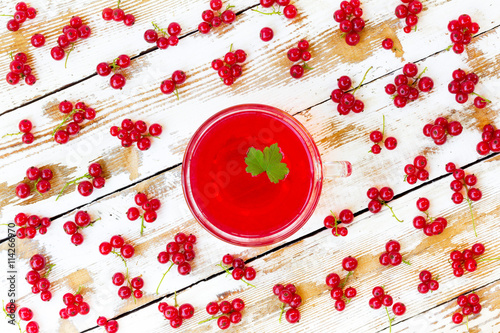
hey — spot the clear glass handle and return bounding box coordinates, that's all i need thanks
[324,161,352,178]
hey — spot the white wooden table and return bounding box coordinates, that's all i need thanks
[1,0,500,332]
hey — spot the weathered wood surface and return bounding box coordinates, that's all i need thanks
[1,0,500,332]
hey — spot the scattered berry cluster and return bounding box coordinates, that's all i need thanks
[287,39,312,79]
[6,52,36,86]
[385,63,434,108]
[404,155,428,184]
[59,289,90,319]
[16,166,53,199]
[476,124,500,155]
[158,296,195,329]
[331,68,371,115]
[9,119,35,144]
[6,2,37,32]
[367,187,403,222]
[15,213,51,239]
[144,22,182,48]
[327,257,358,311]
[16,307,40,333]
[413,198,448,237]
[394,0,422,33]
[58,163,105,200]
[448,14,479,54]
[157,233,197,293]
[53,100,97,144]
[333,0,365,46]
[160,70,187,98]
[102,1,135,26]
[369,116,397,154]
[202,298,245,329]
[26,254,54,302]
[417,270,439,294]
[323,209,354,237]
[423,117,462,146]
[198,0,236,34]
[379,240,409,266]
[99,235,136,259]
[110,119,162,149]
[369,286,406,331]
[211,47,246,86]
[112,273,144,300]
[272,283,302,323]
[220,254,257,286]
[449,243,485,277]
[445,162,482,204]
[127,192,161,235]
[255,0,297,19]
[452,293,482,324]
[63,211,100,246]
[96,55,131,89]
[97,317,119,333]
[448,69,490,107]
[51,17,91,64]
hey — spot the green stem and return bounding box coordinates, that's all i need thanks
[65,43,75,69]
[75,285,83,295]
[0,14,14,17]
[303,63,314,70]
[278,303,285,323]
[477,258,500,262]
[43,264,56,278]
[383,202,404,223]
[174,87,179,100]
[465,198,477,237]
[156,262,175,295]
[111,251,129,277]
[471,92,492,103]
[117,0,121,8]
[252,6,282,15]
[2,132,21,138]
[465,314,469,331]
[52,109,83,135]
[152,22,168,36]
[140,215,146,236]
[382,115,386,137]
[340,270,354,289]
[385,307,394,333]
[199,313,226,324]
[352,66,373,94]
[56,173,92,201]
[34,178,43,196]
[402,260,411,265]
[411,67,427,87]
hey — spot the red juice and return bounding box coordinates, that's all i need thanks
[185,107,318,241]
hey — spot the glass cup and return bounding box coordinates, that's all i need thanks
[181,104,351,247]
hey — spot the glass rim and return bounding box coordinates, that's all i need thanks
[181,104,323,247]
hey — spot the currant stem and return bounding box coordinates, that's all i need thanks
[385,307,393,333]
[111,251,129,278]
[117,0,121,9]
[0,14,14,17]
[340,270,354,289]
[252,7,282,15]
[411,67,427,87]
[52,109,84,135]
[303,63,314,70]
[383,202,404,223]
[43,264,56,278]
[352,66,373,94]
[174,87,179,100]
[156,262,175,295]
[75,285,83,295]
[65,43,75,69]
[278,303,285,323]
[465,314,469,332]
[216,262,255,287]
[477,258,500,262]
[152,22,168,36]
[140,215,146,236]
[198,313,227,324]
[34,178,43,196]
[402,260,411,265]
[465,198,477,237]
[471,92,492,103]
[56,173,92,201]
[2,132,21,138]
[174,291,178,307]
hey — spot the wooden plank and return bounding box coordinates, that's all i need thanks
[81,154,500,333]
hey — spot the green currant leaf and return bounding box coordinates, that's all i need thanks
[245,143,289,184]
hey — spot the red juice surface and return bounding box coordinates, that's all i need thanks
[188,110,315,238]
